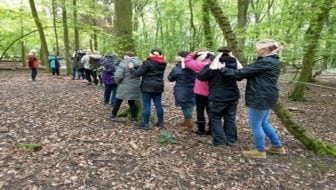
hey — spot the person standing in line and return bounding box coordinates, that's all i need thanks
[218,39,286,158]
[197,47,242,147]
[27,49,39,82]
[110,51,141,122]
[184,49,214,136]
[101,53,119,106]
[167,51,196,131]
[128,48,167,129]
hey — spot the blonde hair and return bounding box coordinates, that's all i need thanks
[256,39,282,54]
[28,49,37,55]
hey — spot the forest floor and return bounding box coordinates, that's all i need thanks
[0,67,335,190]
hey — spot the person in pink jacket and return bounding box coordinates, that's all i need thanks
[184,50,214,135]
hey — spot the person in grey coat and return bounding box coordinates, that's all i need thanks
[110,51,141,121]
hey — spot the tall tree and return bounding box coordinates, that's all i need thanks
[52,0,60,54]
[28,0,49,67]
[188,0,197,51]
[114,0,135,54]
[20,0,25,67]
[289,0,334,101]
[61,0,71,75]
[73,0,80,50]
[237,0,249,48]
[206,0,246,64]
[202,0,214,50]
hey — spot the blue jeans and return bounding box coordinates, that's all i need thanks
[142,92,164,125]
[31,69,38,81]
[104,83,118,106]
[247,107,283,151]
[210,100,238,146]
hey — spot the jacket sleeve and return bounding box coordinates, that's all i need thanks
[184,53,206,73]
[167,68,177,82]
[129,61,149,77]
[115,65,125,84]
[221,60,269,80]
[197,64,212,81]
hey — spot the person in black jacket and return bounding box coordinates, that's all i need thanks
[128,48,167,129]
[216,39,286,158]
[198,47,242,147]
[168,51,196,131]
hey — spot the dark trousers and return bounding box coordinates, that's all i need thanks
[111,99,137,119]
[210,100,238,146]
[85,69,98,84]
[98,75,103,85]
[195,94,211,133]
[31,68,38,81]
[104,83,118,106]
[52,68,60,76]
[77,68,85,79]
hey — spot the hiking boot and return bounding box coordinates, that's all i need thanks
[183,119,194,132]
[266,146,286,154]
[155,122,164,129]
[136,123,150,130]
[194,130,206,136]
[242,149,266,159]
[205,130,212,136]
[109,114,117,121]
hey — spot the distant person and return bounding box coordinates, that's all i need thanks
[128,48,167,129]
[27,49,39,81]
[184,49,214,136]
[197,47,242,147]
[110,51,141,122]
[75,51,86,80]
[218,39,286,158]
[101,53,119,106]
[167,51,196,131]
[48,53,63,76]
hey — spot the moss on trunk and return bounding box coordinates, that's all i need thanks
[274,101,336,157]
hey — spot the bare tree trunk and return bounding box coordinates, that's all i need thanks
[289,0,333,101]
[61,0,71,75]
[28,0,49,67]
[20,0,25,67]
[114,0,135,54]
[206,0,246,64]
[237,0,249,48]
[73,0,80,50]
[202,0,214,50]
[52,0,59,54]
[189,0,197,51]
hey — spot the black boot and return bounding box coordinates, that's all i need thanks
[194,121,206,136]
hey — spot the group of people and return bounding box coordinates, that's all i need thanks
[27,39,286,159]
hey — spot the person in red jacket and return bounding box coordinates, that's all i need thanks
[27,49,39,81]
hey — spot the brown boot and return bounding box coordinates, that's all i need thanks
[183,119,194,132]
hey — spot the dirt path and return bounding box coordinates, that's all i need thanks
[0,70,335,189]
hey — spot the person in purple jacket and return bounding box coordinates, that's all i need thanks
[101,54,119,106]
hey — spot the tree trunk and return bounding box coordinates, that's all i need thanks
[52,0,60,54]
[28,0,49,67]
[20,0,25,67]
[73,0,80,50]
[202,0,214,50]
[188,0,197,51]
[206,0,246,64]
[237,0,249,48]
[61,0,72,75]
[274,101,336,157]
[114,0,135,55]
[289,0,333,101]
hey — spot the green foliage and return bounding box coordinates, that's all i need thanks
[17,143,42,154]
[158,130,177,144]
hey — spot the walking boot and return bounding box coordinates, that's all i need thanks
[194,121,206,136]
[183,119,194,132]
[178,120,186,127]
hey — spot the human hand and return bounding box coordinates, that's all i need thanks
[128,62,134,68]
